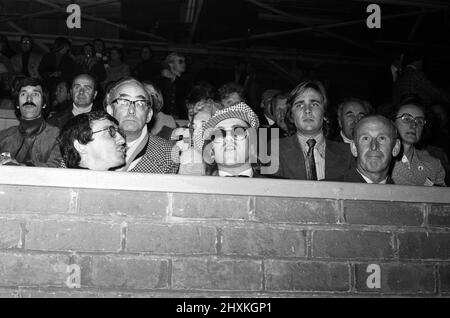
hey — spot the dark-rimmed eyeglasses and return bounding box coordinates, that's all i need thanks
[112,98,149,111]
[395,113,426,127]
[92,125,123,138]
[210,127,249,144]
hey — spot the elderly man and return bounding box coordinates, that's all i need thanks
[0,77,61,167]
[335,97,373,144]
[106,78,179,173]
[47,74,99,128]
[268,80,352,180]
[330,115,401,184]
[11,35,42,78]
[59,110,126,170]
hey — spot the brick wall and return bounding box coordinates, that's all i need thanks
[0,167,449,297]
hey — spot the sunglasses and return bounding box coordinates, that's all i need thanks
[395,113,426,127]
[92,125,123,138]
[210,127,249,143]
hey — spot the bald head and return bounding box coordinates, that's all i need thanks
[351,115,401,182]
[353,115,398,141]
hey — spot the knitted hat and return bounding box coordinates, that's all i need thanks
[203,102,259,132]
[198,102,259,150]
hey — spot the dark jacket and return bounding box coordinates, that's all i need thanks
[0,120,62,167]
[326,167,394,184]
[268,134,353,180]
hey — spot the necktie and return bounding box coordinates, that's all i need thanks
[306,138,317,180]
[225,175,250,177]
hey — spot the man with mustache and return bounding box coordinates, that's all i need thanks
[331,115,401,184]
[268,80,352,180]
[0,77,61,167]
[59,110,126,171]
[47,74,99,128]
[105,78,179,173]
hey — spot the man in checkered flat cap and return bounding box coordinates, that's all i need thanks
[201,102,260,177]
[105,77,179,173]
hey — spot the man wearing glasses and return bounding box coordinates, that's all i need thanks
[59,110,126,170]
[201,102,259,177]
[106,78,179,173]
[47,73,99,128]
[11,35,42,79]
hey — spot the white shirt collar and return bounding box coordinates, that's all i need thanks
[340,130,352,144]
[72,103,93,117]
[218,167,253,177]
[264,114,275,126]
[357,169,387,184]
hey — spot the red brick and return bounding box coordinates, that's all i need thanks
[172,258,262,290]
[127,223,216,254]
[221,226,306,257]
[0,185,72,214]
[91,255,169,289]
[25,220,121,252]
[172,193,250,219]
[0,218,21,249]
[355,263,435,293]
[78,189,168,219]
[398,232,450,260]
[429,205,450,227]
[264,260,349,291]
[344,201,423,226]
[313,230,394,259]
[439,265,450,292]
[0,252,68,286]
[255,197,338,224]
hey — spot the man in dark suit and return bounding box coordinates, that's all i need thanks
[332,115,401,184]
[267,80,352,180]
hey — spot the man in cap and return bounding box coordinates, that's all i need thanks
[202,102,260,177]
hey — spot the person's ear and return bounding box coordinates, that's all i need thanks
[146,107,153,124]
[350,141,358,158]
[93,90,98,100]
[392,138,401,157]
[74,140,87,155]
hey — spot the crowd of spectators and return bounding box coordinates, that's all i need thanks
[0,34,448,187]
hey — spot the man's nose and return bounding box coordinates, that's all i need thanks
[370,138,378,150]
[127,103,136,114]
[26,94,32,102]
[304,104,312,113]
[409,120,417,128]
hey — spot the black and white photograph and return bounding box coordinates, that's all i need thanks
[0,0,449,305]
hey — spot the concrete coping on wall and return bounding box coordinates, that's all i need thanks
[0,166,448,203]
